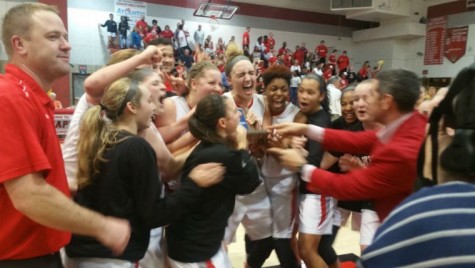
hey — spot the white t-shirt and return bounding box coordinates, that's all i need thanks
[290,76,301,88]
[327,84,342,116]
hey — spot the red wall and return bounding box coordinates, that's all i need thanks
[428,0,475,18]
[40,0,71,107]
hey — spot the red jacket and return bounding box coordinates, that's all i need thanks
[307,112,427,220]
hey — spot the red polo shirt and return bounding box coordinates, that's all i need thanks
[0,64,71,260]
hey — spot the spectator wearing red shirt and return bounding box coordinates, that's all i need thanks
[278,41,288,57]
[300,42,309,62]
[339,72,349,89]
[242,26,250,50]
[150,19,162,35]
[315,40,328,64]
[323,64,334,81]
[293,45,305,66]
[358,61,371,82]
[337,50,350,75]
[284,54,293,68]
[135,15,148,37]
[160,25,174,40]
[266,32,275,49]
[0,3,130,265]
[143,29,158,47]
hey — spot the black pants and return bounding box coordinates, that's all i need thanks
[0,252,62,268]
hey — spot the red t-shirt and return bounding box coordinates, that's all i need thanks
[316,44,328,58]
[0,64,71,259]
[337,55,350,70]
[143,33,157,44]
[160,30,174,39]
[278,47,287,57]
[329,54,337,65]
[242,31,250,46]
[135,20,148,35]
[266,37,275,49]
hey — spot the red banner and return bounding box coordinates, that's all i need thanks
[424,16,447,65]
[444,26,468,64]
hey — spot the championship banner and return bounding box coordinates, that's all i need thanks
[424,16,447,65]
[115,0,147,27]
[445,26,468,64]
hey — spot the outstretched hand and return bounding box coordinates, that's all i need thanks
[268,122,308,137]
[267,147,307,172]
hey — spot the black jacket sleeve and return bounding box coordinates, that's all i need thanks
[127,139,203,229]
[221,149,261,195]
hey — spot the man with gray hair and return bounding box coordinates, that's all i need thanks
[0,3,130,266]
[193,24,205,47]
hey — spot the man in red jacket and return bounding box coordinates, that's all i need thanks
[269,69,427,221]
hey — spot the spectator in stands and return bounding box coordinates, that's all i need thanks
[291,59,302,74]
[204,34,214,56]
[269,69,427,222]
[339,72,348,89]
[327,75,342,120]
[337,50,350,75]
[300,42,309,62]
[278,41,288,57]
[313,62,324,76]
[160,25,174,40]
[0,3,130,265]
[242,26,250,50]
[176,23,190,57]
[328,49,338,75]
[135,15,148,37]
[131,26,142,50]
[290,70,301,105]
[150,19,161,35]
[370,60,384,78]
[357,61,371,82]
[100,13,118,48]
[118,16,130,49]
[143,29,159,48]
[346,66,358,84]
[179,48,194,70]
[360,63,475,268]
[193,24,205,47]
[315,40,328,64]
[294,45,305,66]
[49,92,63,109]
[266,32,275,49]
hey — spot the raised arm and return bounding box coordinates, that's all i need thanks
[84,45,162,104]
